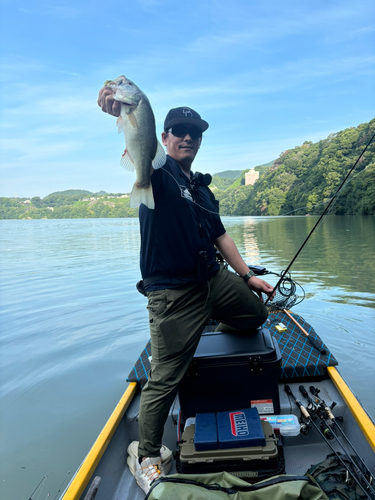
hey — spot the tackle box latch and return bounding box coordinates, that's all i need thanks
[249,356,263,373]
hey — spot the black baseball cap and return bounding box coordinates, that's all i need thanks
[164,107,209,133]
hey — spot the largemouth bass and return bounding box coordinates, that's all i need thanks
[104,75,166,209]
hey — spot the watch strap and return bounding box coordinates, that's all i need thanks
[242,270,255,282]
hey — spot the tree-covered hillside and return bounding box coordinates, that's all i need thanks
[1,119,374,219]
[215,118,375,216]
[0,192,138,219]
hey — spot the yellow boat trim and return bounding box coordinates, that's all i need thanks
[61,382,138,500]
[328,366,375,453]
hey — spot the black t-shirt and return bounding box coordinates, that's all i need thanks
[139,156,226,291]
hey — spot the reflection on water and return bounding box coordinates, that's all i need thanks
[226,215,375,305]
[242,218,260,263]
[0,216,374,499]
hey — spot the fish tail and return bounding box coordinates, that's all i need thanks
[130,184,155,210]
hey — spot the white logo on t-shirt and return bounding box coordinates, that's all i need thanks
[181,187,193,202]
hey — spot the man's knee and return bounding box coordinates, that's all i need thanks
[254,303,268,328]
[243,303,268,330]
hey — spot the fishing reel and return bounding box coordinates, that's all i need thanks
[300,420,311,435]
[321,422,334,440]
[299,385,318,416]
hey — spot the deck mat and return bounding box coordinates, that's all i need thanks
[267,310,337,379]
[127,311,338,387]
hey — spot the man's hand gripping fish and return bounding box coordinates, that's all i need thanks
[104,76,166,209]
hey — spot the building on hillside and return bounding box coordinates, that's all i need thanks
[245,169,259,186]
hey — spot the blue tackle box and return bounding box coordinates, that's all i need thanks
[194,407,266,451]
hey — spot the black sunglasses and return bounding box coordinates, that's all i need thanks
[167,124,202,139]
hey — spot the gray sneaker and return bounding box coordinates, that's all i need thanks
[134,456,165,494]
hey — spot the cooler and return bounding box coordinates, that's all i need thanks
[179,327,282,418]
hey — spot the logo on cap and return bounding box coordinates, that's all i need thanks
[183,108,193,117]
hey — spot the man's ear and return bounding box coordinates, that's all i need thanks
[161,131,168,146]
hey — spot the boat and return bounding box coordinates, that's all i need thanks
[59,278,375,500]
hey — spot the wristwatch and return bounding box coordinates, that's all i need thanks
[242,270,255,282]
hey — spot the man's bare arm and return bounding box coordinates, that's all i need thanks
[215,232,275,301]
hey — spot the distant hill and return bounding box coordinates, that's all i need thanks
[214,160,275,180]
[256,160,275,168]
[0,191,137,219]
[213,170,243,179]
[212,161,275,191]
[47,189,93,197]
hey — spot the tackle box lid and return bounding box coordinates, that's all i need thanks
[193,328,281,364]
[194,413,218,451]
[217,407,266,449]
[180,420,278,464]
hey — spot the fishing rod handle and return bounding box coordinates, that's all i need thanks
[310,386,319,395]
[299,403,310,419]
[284,384,293,397]
[324,406,335,421]
[308,335,327,355]
[285,385,310,419]
[299,385,309,398]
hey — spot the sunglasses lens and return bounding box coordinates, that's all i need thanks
[171,125,202,139]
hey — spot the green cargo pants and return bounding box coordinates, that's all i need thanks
[138,265,268,458]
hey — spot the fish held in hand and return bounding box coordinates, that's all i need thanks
[104,75,166,209]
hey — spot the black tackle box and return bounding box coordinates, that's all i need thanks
[179,327,282,418]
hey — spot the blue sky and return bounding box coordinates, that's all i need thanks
[1,0,374,198]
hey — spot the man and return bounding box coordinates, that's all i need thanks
[98,88,275,494]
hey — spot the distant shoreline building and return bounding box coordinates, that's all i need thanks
[245,169,259,186]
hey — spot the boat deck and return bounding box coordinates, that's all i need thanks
[78,378,375,500]
[127,310,339,389]
[63,312,375,500]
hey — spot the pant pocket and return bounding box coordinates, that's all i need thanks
[147,290,168,317]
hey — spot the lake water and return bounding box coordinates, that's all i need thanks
[1,216,374,500]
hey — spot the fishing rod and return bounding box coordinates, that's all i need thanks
[283,309,326,355]
[312,407,375,495]
[302,385,375,494]
[265,130,375,306]
[298,385,318,414]
[52,470,71,500]
[28,475,47,500]
[315,412,375,494]
[309,385,375,484]
[285,385,375,499]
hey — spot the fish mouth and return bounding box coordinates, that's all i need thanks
[113,94,136,106]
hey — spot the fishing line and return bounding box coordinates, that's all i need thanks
[160,166,220,215]
[35,476,47,500]
[28,475,47,500]
[265,130,375,306]
[52,470,71,500]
